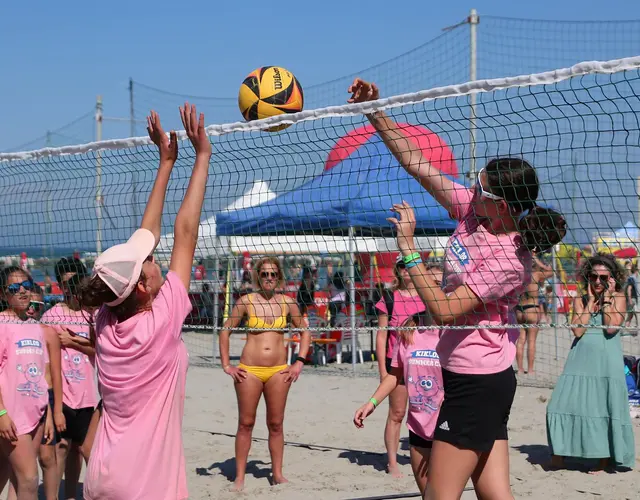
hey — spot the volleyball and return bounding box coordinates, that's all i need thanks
[238,66,304,132]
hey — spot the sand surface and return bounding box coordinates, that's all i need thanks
[182,365,640,500]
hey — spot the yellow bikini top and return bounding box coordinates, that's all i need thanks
[246,293,288,331]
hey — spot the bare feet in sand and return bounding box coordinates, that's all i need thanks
[588,458,610,474]
[387,464,403,478]
[272,474,289,485]
[232,478,245,492]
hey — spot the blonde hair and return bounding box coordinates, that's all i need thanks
[397,316,417,346]
[252,257,285,291]
[392,261,408,291]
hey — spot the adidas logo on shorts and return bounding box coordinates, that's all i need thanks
[439,421,450,431]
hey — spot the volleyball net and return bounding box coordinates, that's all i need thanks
[1,56,640,383]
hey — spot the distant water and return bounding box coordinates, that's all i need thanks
[0,247,94,259]
[0,247,95,283]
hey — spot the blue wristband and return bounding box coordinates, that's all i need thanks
[405,259,422,269]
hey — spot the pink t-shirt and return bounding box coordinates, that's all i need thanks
[438,183,532,375]
[0,321,49,435]
[391,329,443,441]
[375,291,426,359]
[84,272,192,500]
[41,305,98,410]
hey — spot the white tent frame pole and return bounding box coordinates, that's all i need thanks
[348,227,357,373]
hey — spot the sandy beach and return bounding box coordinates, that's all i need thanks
[183,365,640,500]
[4,326,639,499]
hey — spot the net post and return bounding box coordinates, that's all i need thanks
[44,131,52,261]
[552,243,559,360]
[468,8,479,180]
[349,227,357,373]
[95,95,103,254]
[636,176,640,233]
[213,252,220,365]
[129,78,138,230]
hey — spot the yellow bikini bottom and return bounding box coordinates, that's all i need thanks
[238,363,288,384]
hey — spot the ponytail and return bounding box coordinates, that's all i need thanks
[518,205,567,253]
[78,274,141,320]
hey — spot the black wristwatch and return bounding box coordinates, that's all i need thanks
[295,356,306,365]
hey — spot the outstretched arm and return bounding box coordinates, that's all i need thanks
[169,104,212,290]
[388,202,483,324]
[143,111,179,246]
[348,79,458,214]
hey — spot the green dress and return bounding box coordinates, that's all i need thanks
[546,307,635,468]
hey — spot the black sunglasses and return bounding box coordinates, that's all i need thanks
[7,280,34,295]
[260,271,278,279]
[396,262,406,270]
[588,273,610,284]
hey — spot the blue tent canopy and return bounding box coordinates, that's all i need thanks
[216,135,458,237]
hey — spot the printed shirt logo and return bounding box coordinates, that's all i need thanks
[63,352,90,383]
[411,350,439,359]
[17,362,46,398]
[15,339,42,349]
[450,238,470,266]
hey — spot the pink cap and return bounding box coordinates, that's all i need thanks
[92,229,156,306]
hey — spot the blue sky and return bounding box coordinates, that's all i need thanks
[1,0,639,151]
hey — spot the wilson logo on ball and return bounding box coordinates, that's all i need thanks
[238,66,304,132]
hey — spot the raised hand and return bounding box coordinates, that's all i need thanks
[147,110,178,163]
[179,102,212,157]
[387,201,417,251]
[347,79,380,104]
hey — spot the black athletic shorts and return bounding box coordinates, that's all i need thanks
[60,404,96,445]
[385,357,405,385]
[409,431,433,449]
[42,389,59,446]
[433,366,517,452]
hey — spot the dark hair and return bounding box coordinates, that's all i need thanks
[0,266,33,290]
[578,253,626,292]
[54,257,88,285]
[32,282,43,295]
[332,271,346,290]
[484,158,567,252]
[0,266,34,312]
[78,271,145,320]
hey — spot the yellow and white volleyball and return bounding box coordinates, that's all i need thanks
[238,66,304,132]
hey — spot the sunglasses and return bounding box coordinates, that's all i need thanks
[260,271,278,279]
[28,301,44,312]
[396,262,406,270]
[7,280,34,295]
[588,273,610,285]
[476,168,503,201]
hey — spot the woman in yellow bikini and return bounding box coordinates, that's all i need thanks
[219,257,311,491]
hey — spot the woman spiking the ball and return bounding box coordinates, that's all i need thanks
[80,104,210,500]
[348,79,567,499]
